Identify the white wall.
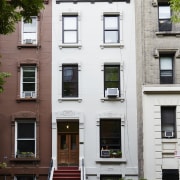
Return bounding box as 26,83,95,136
52,0,138,179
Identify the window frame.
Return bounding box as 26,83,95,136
62,64,79,97
15,120,36,158
20,66,37,99
158,3,172,31
159,54,174,84
103,15,120,44
104,65,120,97
21,16,38,45
100,119,121,158
161,106,176,138
62,15,78,44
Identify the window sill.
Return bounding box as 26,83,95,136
10,157,40,162
59,44,82,49
96,158,126,163
58,98,82,103
16,98,38,102
156,31,180,37
17,44,41,49
101,97,125,102
100,43,124,49
162,139,178,143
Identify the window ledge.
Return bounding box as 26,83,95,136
143,85,180,94
96,158,127,163
156,31,180,37
59,44,82,49
101,97,125,102
17,44,41,49
162,139,178,143
10,157,40,162
16,98,38,102
100,43,124,49
58,98,82,103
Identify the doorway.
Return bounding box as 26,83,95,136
57,121,79,166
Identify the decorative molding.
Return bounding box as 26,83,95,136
154,48,180,58
12,111,37,119
152,0,157,7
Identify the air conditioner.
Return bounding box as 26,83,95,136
23,91,36,98
164,131,174,138
106,88,119,97
25,39,33,44
101,150,110,157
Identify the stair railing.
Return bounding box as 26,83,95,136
80,157,86,180
47,158,54,180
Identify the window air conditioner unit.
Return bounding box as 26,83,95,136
106,88,119,97
164,131,174,138
101,150,110,158
23,91,36,98
25,39,33,44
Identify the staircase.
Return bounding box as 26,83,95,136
53,166,81,180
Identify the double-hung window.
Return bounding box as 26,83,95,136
100,119,121,158
22,16,38,44
104,65,120,97
104,15,119,43
160,55,173,84
161,106,176,138
20,66,37,98
16,120,36,157
62,64,78,97
62,15,78,44
158,4,172,31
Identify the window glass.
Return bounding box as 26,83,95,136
162,169,179,180
104,17,118,29
160,57,172,70
101,175,122,180
159,6,171,19
15,175,35,180
64,16,77,30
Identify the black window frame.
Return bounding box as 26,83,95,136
158,3,172,31
62,64,78,97
161,106,176,138
103,15,120,44
62,15,78,44
100,119,121,158
160,54,174,84
162,169,179,180
104,65,120,97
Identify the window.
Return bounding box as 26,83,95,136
161,106,176,138
104,65,120,97
20,66,37,98
15,175,35,180
158,4,172,31
100,119,121,158
16,121,36,157
104,15,119,43
162,169,179,180
100,175,122,180
22,16,38,44
160,55,173,84
62,64,78,97
62,15,78,44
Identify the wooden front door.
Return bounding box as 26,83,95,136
58,133,79,166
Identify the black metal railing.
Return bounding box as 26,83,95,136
47,159,54,180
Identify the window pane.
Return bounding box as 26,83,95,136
23,17,37,32
159,6,171,19
101,175,122,180
105,66,119,81
105,16,118,29
23,83,35,91
63,82,78,97
18,123,34,138
162,169,179,180
160,57,172,70
64,17,77,30
17,140,35,153
16,175,35,180
64,31,77,43
105,31,119,43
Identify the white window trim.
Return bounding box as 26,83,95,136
96,112,126,162
20,66,37,99
15,120,36,158
59,12,82,49
21,16,38,45
58,62,82,102
100,12,124,49
101,62,125,102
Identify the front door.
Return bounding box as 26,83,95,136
57,122,79,166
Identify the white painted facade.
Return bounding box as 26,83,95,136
52,0,138,179
143,87,180,180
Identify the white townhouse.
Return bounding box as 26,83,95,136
52,0,138,179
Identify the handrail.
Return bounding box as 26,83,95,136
80,157,86,180
47,158,54,180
